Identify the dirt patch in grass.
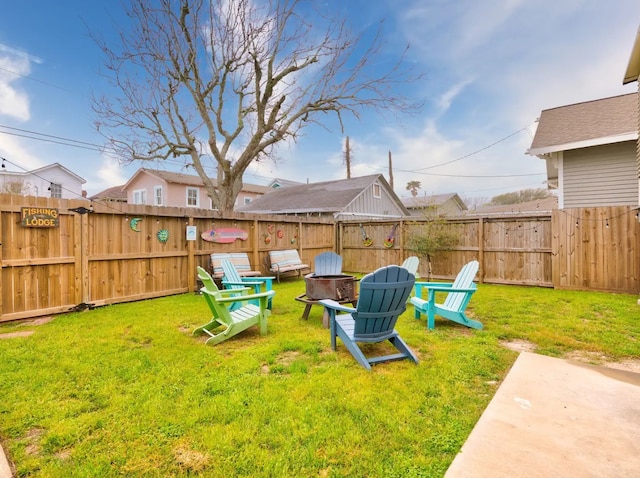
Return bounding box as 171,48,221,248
499,342,640,374
0,331,34,339
564,351,640,374
500,339,537,353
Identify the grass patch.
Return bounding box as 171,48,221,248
0,279,638,476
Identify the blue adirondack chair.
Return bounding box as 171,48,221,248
410,260,482,330
193,267,275,345
313,251,343,276
320,265,418,371
221,259,274,310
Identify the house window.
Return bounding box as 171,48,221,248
373,183,381,199
49,183,62,199
186,187,199,207
244,197,252,205
154,186,163,206
133,189,146,205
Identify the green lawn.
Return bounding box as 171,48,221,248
1,279,638,477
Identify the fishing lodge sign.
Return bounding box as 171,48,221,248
21,207,59,227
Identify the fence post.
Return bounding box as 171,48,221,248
477,217,484,283
187,215,195,292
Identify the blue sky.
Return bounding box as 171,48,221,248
1,0,640,202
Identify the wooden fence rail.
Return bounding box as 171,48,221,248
1,193,638,322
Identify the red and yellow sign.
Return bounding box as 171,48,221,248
21,207,59,227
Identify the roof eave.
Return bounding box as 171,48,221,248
623,26,640,85
527,132,638,156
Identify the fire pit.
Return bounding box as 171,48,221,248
296,273,358,326
304,273,357,301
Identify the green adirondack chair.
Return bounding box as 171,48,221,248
193,266,275,345
410,260,482,330
320,265,418,371
221,259,274,310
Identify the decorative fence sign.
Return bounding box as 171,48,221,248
21,207,59,227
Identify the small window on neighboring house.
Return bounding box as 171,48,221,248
154,186,163,206
186,187,199,207
49,183,62,199
373,183,381,199
133,189,146,205
244,197,252,205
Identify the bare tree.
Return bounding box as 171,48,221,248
92,0,421,211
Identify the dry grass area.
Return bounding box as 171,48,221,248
500,339,640,373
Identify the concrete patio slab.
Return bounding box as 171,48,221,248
445,351,640,477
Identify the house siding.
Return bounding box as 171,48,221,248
563,142,638,207
338,182,404,218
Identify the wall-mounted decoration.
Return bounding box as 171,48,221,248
157,229,170,243
267,224,275,235
186,225,197,241
21,207,59,228
359,224,373,247
130,217,142,232
263,234,271,245
276,229,284,239
383,224,398,249
201,228,249,243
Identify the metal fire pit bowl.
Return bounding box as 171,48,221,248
304,274,357,301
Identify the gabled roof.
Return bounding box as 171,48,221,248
123,168,271,194
267,178,303,189
470,196,558,215
29,162,86,183
527,93,638,156
89,185,127,202
238,174,409,216
401,193,467,211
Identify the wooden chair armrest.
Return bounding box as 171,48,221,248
319,299,356,314
214,290,276,304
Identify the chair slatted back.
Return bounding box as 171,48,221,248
314,252,342,276
401,256,419,276
443,261,479,311
352,266,415,340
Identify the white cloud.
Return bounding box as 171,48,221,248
0,55,31,121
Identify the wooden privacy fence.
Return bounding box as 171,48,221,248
0,194,334,322
1,192,638,323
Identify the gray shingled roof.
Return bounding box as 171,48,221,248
528,93,638,155
401,193,467,210
89,185,127,201
132,168,271,194
238,174,397,214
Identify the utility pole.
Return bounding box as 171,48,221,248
344,136,352,178
388,150,394,189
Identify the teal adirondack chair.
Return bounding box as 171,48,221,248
193,266,275,345
410,260,482,330
313,251,343,276
320,265,418,371
221,259,274,310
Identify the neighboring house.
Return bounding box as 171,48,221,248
527,93,639,208
122,168,271,208
623,25,640,195
237,174,410,219
267,178,303,189
401,193,467,217
469,196,558,215
0,162,86,199
89,185,127,203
